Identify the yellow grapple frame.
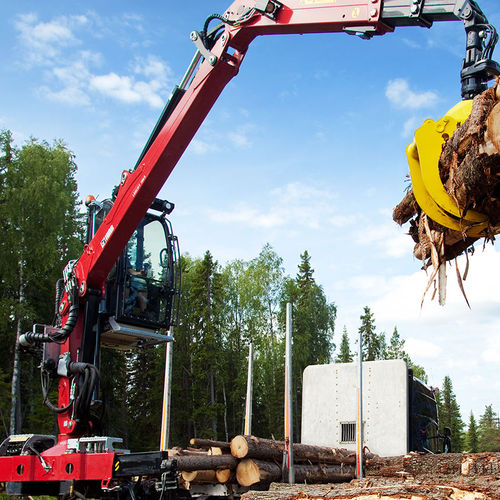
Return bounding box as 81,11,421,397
406,100,488,237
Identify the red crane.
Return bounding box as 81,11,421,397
0,0,498,498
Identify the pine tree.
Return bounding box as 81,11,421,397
384,326,428,382
188,251,224,439
466,412,479,452
284,251,336,441
336,326,353,363
387,327,406,359
296,250,314,291
478,405,500,452
437,376,465,452
358,306,385,361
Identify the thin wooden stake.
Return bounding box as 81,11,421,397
160,327,174,451
284,303,295,483
244,342,254,436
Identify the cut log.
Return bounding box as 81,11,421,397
236,458,282,487
231,435,284,461
208,446,223,456
366,451,500,480
231,435,359,464
181,469,217,484
215,468,233,483
189,438,231,450
236,459,356,487
294,463,355,483
293,443,359,465
175,454,238,472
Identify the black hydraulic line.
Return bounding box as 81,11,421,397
19,302,79,346
53,278,64,325
41,369,73,413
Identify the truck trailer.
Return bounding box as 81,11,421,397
301,359,439,457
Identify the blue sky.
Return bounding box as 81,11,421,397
2,0,500,426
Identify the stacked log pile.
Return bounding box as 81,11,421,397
172,438,500,497
242,452,500,499
171,435,359,491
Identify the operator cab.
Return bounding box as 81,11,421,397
85,196,180,349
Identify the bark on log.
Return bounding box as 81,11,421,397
181,469,217,484
366,452,500,480
393,81,500,272
231,435,284,461
231,435,358,464
175,454,238,472
293,463,355,483
236,458,282,487
236,459,356,487
189,438,231,450
241,478,500,499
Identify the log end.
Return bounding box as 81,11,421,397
181,470,197,483
236,459,260,487
182,470,217,484
231,435,249,458
215,469,232,483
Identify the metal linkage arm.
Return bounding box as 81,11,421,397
380,0,499,98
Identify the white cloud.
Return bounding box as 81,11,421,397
402,116,420,138
189,139,220,155
133,55,171,82
406,338,442,358
89,72,164,108
482,341,500,363
401,38,421,49
15,12,171,109
207,181,339,230
355,222,414,258
15,13,87,65
386,79,438,109
209,206,286,228
228,130,251,148
329,215,357,227
41,85,91,106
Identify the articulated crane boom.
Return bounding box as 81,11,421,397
0,0,498,498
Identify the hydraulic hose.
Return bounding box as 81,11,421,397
19,302,79,347
53,278,64,325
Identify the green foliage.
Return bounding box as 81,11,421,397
0,130,82,437
466,411,479,453
437,376,465,452
281,250,336,441
336,326,353,363
478,405,500,452
385,326,428,383
386,327,406,360
408,363,428,384
358,306,386,361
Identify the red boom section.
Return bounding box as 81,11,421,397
74,0,387,295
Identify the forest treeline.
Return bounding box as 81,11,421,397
1,131,499,454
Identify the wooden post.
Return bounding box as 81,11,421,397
160,327,174,451
244,341,254,436
284,302,294,483
356,329,363,479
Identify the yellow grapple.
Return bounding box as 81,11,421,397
406,100,489,237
